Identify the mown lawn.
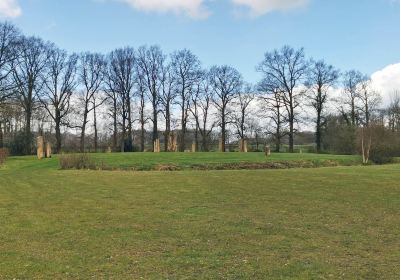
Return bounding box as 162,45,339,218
0,156,399,279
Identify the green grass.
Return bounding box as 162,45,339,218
58,152,361,170
0,155,399,278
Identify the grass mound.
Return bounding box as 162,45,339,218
56,152,362,171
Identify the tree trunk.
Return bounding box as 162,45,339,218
202,136,208,152
152,87,158,151
55,111,61,154
0,121,3,148
121,102,126,153
127,95,133,152
93,105,98,153
179,107,186,152
80,109,88,153
221,110,226,153
140,120,145,152
195,126,199,152
25,107,32,155
164,105,170,152
316,109,322,153
113,102,117,152
289,105,294,153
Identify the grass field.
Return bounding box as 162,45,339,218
1,155,399,279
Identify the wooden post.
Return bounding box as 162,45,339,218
45,142,52,158
37,136,44,160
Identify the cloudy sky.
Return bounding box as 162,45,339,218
1,0,399,102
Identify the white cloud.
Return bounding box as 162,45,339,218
232,0,310,16
118,0,210,19
371,63,400,106
0,0,22,18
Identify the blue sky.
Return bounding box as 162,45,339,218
1,0,400,84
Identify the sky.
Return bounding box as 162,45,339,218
1,0,400,102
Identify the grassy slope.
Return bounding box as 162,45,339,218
0,156,399,279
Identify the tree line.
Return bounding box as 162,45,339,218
0,22,399,156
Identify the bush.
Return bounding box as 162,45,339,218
369,147,395,164
358,125,400,165
6,132,33,156
59,153,96,170
0,148,9,165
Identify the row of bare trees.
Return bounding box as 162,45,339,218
257,46,386,153
0,22,397,155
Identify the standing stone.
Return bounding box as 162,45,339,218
168,133,177,152
37,136,44,160
218,138,223,152
191,142,196,153
154,138,160,153
107,146,112,153
239,139,248,153
45,142,52,158
243,139,248,153
264,145,271,157
172,135,177,152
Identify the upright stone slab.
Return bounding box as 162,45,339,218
154,138,160,153
239,139,248,153
107,146,112,153
37,136,44,160
191,142,196,153
243,139,248,153
168,133,177,152
172,136,177,152
264,145,271,157
45,142,52,158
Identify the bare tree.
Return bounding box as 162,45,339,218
306,60,339,152
105,48,135,152
103,74,119,151
171,49,202,151
39,45,78,153
77,52,106,152
358,77,381,127
159,63,176,151
257,46,308,153
340,70,364,127
136,45,165,151
387,92,400,132
191,73,216,151
0,22,19,103
134,63,150,152
12,36,49,154
233,83,255,143
258,87,288,152
209,65,243,152
190,79,203,151
0,22,20,148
